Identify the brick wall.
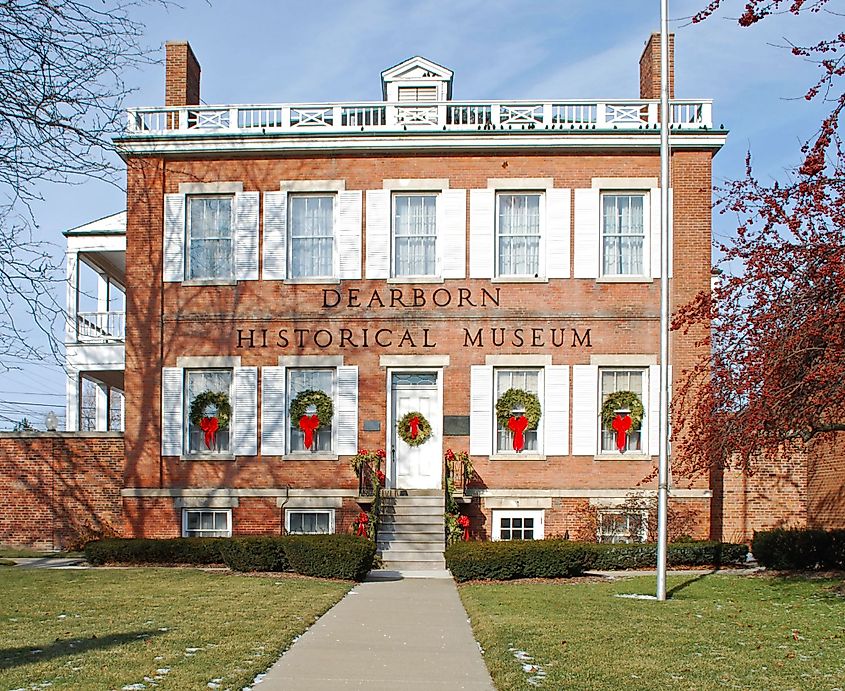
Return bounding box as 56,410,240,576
0,433,124,549
639,32,675,99
807,432,845,529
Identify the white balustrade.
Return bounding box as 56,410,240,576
126,99,714,135
76,311,125,342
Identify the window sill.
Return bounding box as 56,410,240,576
596,276,654,284
490,453,546,461
593,453,653,461
283,453,339,461
181,278,238,287
284,278,340,285
490,276,548,284
180,454,236,461
386,277,444,284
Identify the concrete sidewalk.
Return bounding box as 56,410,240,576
259,572,495,691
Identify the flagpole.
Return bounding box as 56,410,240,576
656,0,671,601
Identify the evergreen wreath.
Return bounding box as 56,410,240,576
600,390,645,430
289,389,334,429
397,411,432,446
189,390,232,429
495,388,542,429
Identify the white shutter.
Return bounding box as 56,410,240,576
648,364,661,456
262,191,287,280
571,365,598,456
543,365,569,456
232,367,258,456
261,366,286,456
336,366,358,455
365,190,391,278
649,188,674,279
336,190,362,279
469,189,495,278
469,365,493,456
546,188,570,279
163,194,185,282
440,189,466,278
161,367,184,456
235,192,259,281
573,189,600,278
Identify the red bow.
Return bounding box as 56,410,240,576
298,414,320,449
457,514,470,541
356,511,369,537
409,415,420,439
507,415,530,452
612,413,633,452
200,416,218,449
376,470,385,486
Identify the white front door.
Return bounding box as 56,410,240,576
391,371,441,490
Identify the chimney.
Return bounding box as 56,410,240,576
639,32,674,99
165,41,201,106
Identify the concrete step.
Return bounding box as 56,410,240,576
381,495,444,507
380,489,442,498
380,513,444,524
378,539,445,553
379,524,444,536
381,558,447,570
379,549,445,562
381,504,443,517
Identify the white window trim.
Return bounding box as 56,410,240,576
185,194,236,282
598,190,650,279
596,508,648,544
391,191,440,279
183,368,235,460
491,367,545,460
494,190,546,280
492,509,545,540
182,508,232,538
285,508,336,535
596,366,649,458
286,192,338,281
284,367,338,458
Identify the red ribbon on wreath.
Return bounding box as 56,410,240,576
298,414,320,449
376,470,385,486
612,413,633,453
408,415,420,440
200,416,219,449
356,511,369,537
457,514,470,541
507,415,529,452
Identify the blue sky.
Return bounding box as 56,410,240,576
0,0,834,428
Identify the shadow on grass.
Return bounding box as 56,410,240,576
0,630,163,671
666,569,717,599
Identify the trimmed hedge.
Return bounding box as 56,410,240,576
284,535,376,581
84,535,376,581
752,529,845,570
446,540,749,581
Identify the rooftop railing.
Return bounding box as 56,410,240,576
126,99,713,135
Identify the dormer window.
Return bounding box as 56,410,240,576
398,86,438,102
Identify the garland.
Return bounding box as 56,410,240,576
189,390,231,429
600,391,645,431
495,388,542,429
397,411,432,446
289,389,333,429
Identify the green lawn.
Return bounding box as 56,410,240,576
0,568,350,690
460,574,845,691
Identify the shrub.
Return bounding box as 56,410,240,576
84,538,226,566
446,540,592,582
586,541,748,570
219,537,289,572
752,528,845,570
283,535,376,581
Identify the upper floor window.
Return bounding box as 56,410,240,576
601,193,645,276
600,368,645,454
287,368,335,453
187,196,234,280
185,368,233,456
289,194,334,279
393,193,437,277
497,193,542,277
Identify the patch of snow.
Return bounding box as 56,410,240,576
155,669,170,675
122,684,146,690
509,647,547,687
615,593,658,600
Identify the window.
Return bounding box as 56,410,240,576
493,510,544,540
495,369,541,454
601,193,645,276
600,369,645,454
185,369,233,455
597,509,647,544
182,509,232,538
187,196,234,279
397,86,437,102
393,193,437,277
289,194,334,278
286,509,334,535
287,369,334,453
497,193,542,277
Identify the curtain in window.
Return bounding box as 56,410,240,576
288,369,333,452
602,194,644,275
186,370,232,453
496,369,540,452
394,195,436,276
290,195,334,278
188,197,233,279
600,369,644,452
498,194,540,276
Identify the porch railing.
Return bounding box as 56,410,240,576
76,311,125,342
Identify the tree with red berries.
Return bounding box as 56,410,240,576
673,0,845,474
